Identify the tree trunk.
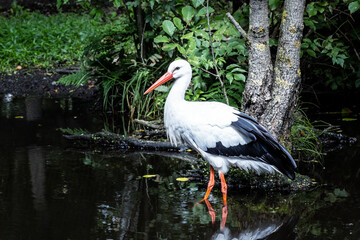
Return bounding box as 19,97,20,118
261,0,305,143
241,0,273,122
239,0,305,143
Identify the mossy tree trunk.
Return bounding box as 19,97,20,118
239,0,305,144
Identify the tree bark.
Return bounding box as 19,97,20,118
237,0,305,143
241,0,273,121
261,0,305,142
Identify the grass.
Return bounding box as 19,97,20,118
0,5,107,73
291,108,323,161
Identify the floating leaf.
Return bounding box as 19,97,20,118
143,174,157,178
342,118,357,121
14,116,24,119
162,20,176,36
176,177,189,182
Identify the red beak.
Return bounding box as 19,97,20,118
144,72,173,95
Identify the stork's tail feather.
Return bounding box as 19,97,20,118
232,113,297,180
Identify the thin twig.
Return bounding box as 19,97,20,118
200,68,218,77
226,12,249,45
206,0,229,105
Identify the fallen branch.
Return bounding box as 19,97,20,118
63,131,187,152
134,119,164,129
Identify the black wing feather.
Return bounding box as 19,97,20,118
206,112,297,180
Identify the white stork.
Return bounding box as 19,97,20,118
144,59,297,205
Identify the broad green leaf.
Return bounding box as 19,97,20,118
194,29,209,39
113,0,121,8
304,19,316,30
162,20,176,36
226,73,234,84
306,49,316,57
202,40,209,48
176,44,186,54
162,43,177,51
234,73,246,82
349,1,360,14
191,0,204,8
154,35,169,43
181,32,194,40
306,2,317,17
187,38,196,52
149,0,155,9
269,0,281,10
182,6,195,23
213,25,227,41
196,6,214,17
188,55,200,67
173,17,184,30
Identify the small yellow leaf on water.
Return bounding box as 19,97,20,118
176,177,189,182
14,116,24,119
143,174,157,178
342,118,357,121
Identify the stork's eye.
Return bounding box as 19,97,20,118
173,66,180,72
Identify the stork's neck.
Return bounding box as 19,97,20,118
166,74,191,104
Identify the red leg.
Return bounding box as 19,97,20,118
199,166,215,202
221,204,228,229
219,171,227,206
204,199,216,225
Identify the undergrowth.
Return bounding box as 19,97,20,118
0,3,106,73
291,109,323,161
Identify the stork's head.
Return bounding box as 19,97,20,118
144,59,192,94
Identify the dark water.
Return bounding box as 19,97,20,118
0,94,359,240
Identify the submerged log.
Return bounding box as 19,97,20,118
63,131,187,152
63,131,314,191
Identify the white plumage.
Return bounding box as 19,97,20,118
144,59,297,203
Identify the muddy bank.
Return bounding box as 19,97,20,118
0,68,98,99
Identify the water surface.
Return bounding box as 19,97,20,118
0,94,359,239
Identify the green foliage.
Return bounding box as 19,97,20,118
301,0,360,90
291,109,323,161
152,2,248,106
0,3,105,73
